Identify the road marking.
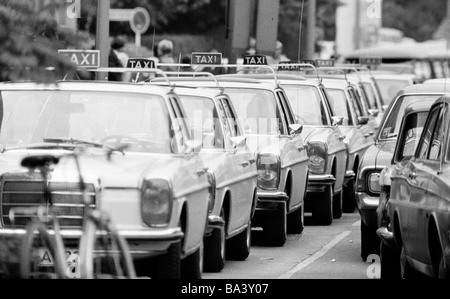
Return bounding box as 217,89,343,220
352,220,361,227
278,230,352,279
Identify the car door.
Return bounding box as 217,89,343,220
218,96,256,232
276,90,308,212
404,105,443,261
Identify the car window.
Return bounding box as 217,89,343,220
348,88,364,119
417,107,440,159
0,90,174,153
220,97,239,137
428,108,445,161
179,95,224,149
396,112,428,161
326,88,353,126
277,91,295,126
282,85,327,126
362,82,377,109
224,88,281,135
379,95,439,140
375,79,412,106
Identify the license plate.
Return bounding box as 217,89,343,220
38,248,81,279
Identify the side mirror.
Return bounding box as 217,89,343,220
289,124,303,136
358,116,369,125
230,136,247,149
331,116,344,127
185,139,203,154
368,109,379,117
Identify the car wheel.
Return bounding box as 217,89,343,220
312,185,333,225
332,188,343,219
203,210,226,273
287,205,304,234
380,242,400,279
263,201,287,247
343,179,356,213
226,219,251,261
136,241,181,279
360,220,380,261
181,243,203,279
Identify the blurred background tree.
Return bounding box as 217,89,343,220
0,1,84,83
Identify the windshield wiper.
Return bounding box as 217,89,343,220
1,143,78,153
43,138,126,155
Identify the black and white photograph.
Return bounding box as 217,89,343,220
0,0,449,290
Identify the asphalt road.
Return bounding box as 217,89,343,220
203,211,379,280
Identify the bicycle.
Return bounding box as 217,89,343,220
12,150,136,279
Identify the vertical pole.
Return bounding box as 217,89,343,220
96,0,110,80
305,0,316,59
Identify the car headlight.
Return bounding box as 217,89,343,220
257,154,281,190
368,172,381,195
307,142,328,174
206,172,216,213
140,179,172,228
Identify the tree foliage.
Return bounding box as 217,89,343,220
0,1,81,83
382,0,447,42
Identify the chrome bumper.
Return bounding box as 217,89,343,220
356,192,379,210
344,170,356,182
0,227,184,258
376,226,396,249
307,174,336,192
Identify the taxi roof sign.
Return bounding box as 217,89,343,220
243,55,268,66
359,57,382,66
127,58,157,69
315,59,335,67
191,52,223,65
278,61,316,71
58,50,100,68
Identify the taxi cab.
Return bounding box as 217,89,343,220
380,96,450,279
356,83,447,261
239,71,349,224
152,57,309,247
320,77,375,213
375,99,435,278
0,80,211,279
168,85,258,272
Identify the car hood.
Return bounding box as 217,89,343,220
301,126,335,143
245,134,284,155
363,140,397,169
0,149,193,189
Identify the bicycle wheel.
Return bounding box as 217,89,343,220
79,211,136,279
20,221,67,279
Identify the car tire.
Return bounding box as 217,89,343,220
203,209,226,273
333,188,343,219
343,179,356,213
312,185,333,225
137,241,181,279
287,205,304,234
360,220,380,261
263,202,287,247
380,242,401,279
181,244,203,279
226,220,251,261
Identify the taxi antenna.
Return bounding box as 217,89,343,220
297,0,306,61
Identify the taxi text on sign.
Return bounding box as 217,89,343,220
191,52,223,65
127,58,156,69
243,55,268,65
58,50,100,68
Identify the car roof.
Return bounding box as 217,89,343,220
403,98,440,114
167,85,224,99
319,78,350,89
151,76,279,92
397,83,450,96
0,80,174,95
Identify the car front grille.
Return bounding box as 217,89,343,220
1,180,96,228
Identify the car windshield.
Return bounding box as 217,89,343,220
0,90,174,154
179,95,225,149
378,95,439,140
224,88,280,135
282,85,327,126
376,78,412,105
326,89,353,126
